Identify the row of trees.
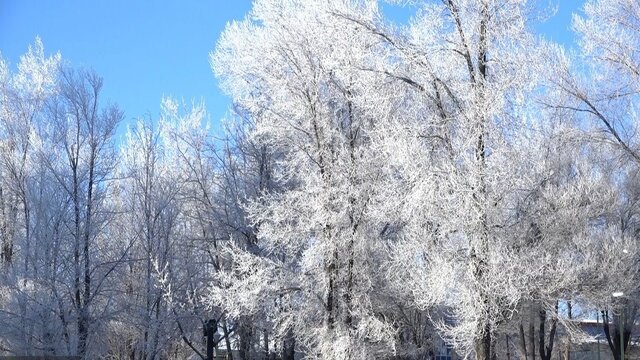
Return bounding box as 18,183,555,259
0,40,230,358
0,0,638,359
211,0,640,359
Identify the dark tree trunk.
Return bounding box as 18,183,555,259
602,310,631,360
238,320,253,360
520,322,528,360
205,319,216,360
529,308,536,360
475,322,492,360
538,302,558,360
281,330,295,360
222,320,234,360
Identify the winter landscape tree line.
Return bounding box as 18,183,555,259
1,0,639,359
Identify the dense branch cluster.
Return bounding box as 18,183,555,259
1,0,640,359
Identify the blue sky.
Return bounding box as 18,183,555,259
1,0,583,135
1,0,252,132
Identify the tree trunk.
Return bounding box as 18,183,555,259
205,319,216,360
602,310,631,360
520,322,528,360
81,148,95,358
281,330,295,360
238,320,253,360
263,329,270,360
564,301,572,360
73,154,88,358
475,322,492,360
529,306,536,360
222,319,233,360
539,302,558,360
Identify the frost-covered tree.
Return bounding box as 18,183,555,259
0,40,128,359
212,1,404,358
0,38,60,268
374,1,562,359
546,0,640,358
117,98,233,360
0,38,62,354
154,98,228,360
119,115,184,359
210,1,619,359
210,111,282,360
43,66,124,358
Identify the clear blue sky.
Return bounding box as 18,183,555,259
0,0,583,135
0,0,253,133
